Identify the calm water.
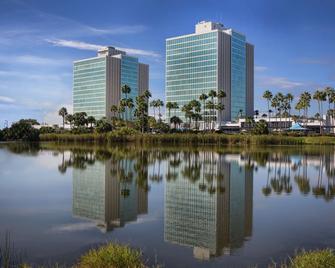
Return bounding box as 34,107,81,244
1,143,335,267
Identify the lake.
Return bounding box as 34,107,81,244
1,143,335,267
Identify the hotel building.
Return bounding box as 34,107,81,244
166,21,254,125
73,47,149,120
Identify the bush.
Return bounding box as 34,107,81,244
39,126,55,134
113,127,138,136
5,121,39,141
95,119,113,133
253,120,269,135
71,127,92,134
75,243,145,268
0,129,4,141
289,249,335,268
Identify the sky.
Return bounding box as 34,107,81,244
0,0,335,126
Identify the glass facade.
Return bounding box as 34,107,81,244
166,32,218,123
231,31,246,120
73,57,106,119
120,55,139,120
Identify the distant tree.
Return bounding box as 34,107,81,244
263,90,273,124
58,107,68,128
156,99,164,122
87,116,96,128
111,105,118,119
199,93,208,130
166,102,174,121
73,112,87,127
6,120,39,141
208,90,217,130
253,119,269,135
170,116,182,129
313,89,327,134
65,114,74,128
95,118,112,133
150,100,157,119
134,94,149,133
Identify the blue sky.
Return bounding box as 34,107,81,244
0,0,334,126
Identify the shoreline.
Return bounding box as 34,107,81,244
39,132,335,145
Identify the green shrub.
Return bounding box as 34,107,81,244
75,243,145,268
71,127,92,134
95,119,113,133
5,121,39,141
39,126,55,134
289,249,335,268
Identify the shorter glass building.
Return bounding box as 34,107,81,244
166,21,254,126
73,47,149,120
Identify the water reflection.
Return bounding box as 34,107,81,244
3,143,335,264
259,152,335,200
58,149,149,232
164,152,253,260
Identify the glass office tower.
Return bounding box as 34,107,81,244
73,47,149,120
166,21,254,126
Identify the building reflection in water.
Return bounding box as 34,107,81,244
72,158,148,232
164,152,253,260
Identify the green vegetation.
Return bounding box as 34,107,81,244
39,131,335,145
270,249,335,268
75,243,146,268
0,119,39,141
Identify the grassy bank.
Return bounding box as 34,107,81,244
39,132,335,145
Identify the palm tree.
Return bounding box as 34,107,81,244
172,102,179,117
150,100,157,119
313,89,327,134
199,93,208,130
170,115,182,129
121,84,131,99
274,92,284,131
216,103,224,121
206,100,215,130
286,93,294,126
325,86,335,112
65,114,73,129
208,90,217,130
217,90,226,124
166,102,174,122
58,107,68,128
300,92,311,126
142,89,152,100
87,116,96,128
127,98,134,120
263,90,273,126
182,104,192,129
119,99,127,120
111,105,118,119
156,99,164,122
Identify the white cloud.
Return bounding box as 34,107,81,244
256,75,304,89
0,54,70,66
255,65,268,72
86,25,147,35
46,39,161,58
46,39,104,51
0,96,15,104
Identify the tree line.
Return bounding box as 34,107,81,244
262,86,335,132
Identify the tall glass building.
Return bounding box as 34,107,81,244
166,21,254,125
73,47,149,120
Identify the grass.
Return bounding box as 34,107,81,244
75,243,146,268
268,249,335,268
39,131,335,145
